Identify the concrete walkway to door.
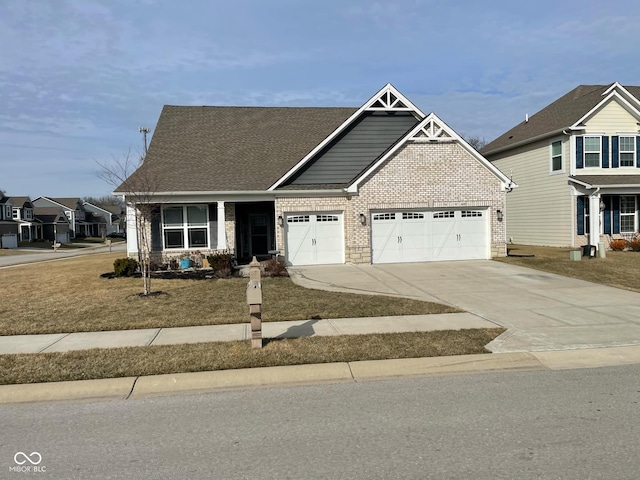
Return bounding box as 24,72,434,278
289,261,640,353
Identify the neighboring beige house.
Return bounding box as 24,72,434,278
117,84,515,266
482,82,640,250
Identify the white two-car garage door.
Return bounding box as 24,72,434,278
371,209,489,263
285,213,344,265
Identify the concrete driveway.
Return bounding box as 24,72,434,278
290,261,640,353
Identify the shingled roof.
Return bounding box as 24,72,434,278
482,84,640,156
118,106,357,193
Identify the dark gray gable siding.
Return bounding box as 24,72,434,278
286,112,419,185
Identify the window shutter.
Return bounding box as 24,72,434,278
603,196,612,234
613,196,620,234
577,196,585,235
151,208,162,251
637,136,640,168
576,137,584,169
602,136,609,168
612,136,619,168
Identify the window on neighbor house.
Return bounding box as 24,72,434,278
584,136,601,168
5,206,11,219
162,205,209,249
619,136,636,167
551,141,563,172
25,209,33,220
12,209,18,219
620,196,636,233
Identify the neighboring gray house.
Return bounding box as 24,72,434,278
482,82,640,250
82,202,123,235
118,83,515,265
33,207,71,244
0,195,18,248
33,197,107,238
9,196,41,242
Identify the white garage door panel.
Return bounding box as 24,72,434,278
400,212,428,262
372,209,489,264
371,213,400,263
285,213,343,265
286,215,314,266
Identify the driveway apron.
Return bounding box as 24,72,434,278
289,261,640,353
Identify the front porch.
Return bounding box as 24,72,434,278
139,200,276,263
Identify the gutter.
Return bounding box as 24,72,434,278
483,126,583,157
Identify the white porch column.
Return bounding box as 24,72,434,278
588,194,600,247
217,201,227,250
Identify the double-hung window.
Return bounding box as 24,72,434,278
551,141,563,172
584,136,601,168
162,205,209,249
619,136,635,167
620,196,636,233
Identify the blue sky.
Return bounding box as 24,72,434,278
2,0,640,198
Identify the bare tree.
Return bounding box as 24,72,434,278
463,135,488,151
97,150,159,296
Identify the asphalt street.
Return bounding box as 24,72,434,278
3,364,640,480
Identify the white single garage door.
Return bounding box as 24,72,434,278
285,213,344,265
371,209,489,263
1,234,18,249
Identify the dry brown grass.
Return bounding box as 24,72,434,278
0,253,460,335
496,244,640,292
0,249,32,256
0,328,504,385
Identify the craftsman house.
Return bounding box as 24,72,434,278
482,82,640,250
118,84,515,265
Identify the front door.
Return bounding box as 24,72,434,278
249,214,270,257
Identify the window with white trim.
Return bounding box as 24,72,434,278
12,209,18,219
5,206,11,219
620,196,636,233
551,140,563,172
584,136,601,168
619,136,635,167
162,205,209,249
433,211,454,219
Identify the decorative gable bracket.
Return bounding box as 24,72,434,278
409,118,454,143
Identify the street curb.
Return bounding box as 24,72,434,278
3,346,640,404
0,377,136,404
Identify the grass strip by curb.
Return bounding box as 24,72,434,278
0,329,504,385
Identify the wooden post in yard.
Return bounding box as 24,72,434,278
246,256,263,348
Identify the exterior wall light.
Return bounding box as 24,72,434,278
277,215,284,227
359,213,366,225
497,209,504,222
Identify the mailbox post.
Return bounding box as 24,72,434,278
246,256,263,348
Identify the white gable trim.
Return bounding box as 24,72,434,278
573,90,640,128
346,113,515,193
268,83,425,191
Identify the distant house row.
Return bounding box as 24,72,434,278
0,196,124,248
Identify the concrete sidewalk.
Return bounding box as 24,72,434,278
0,313,493,354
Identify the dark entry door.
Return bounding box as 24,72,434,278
249,214,270,257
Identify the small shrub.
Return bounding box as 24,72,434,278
628,239,640,252
168,259,179,271
609,239,627,251
113,258,139,277
263,258,288,277
207,252,234,272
